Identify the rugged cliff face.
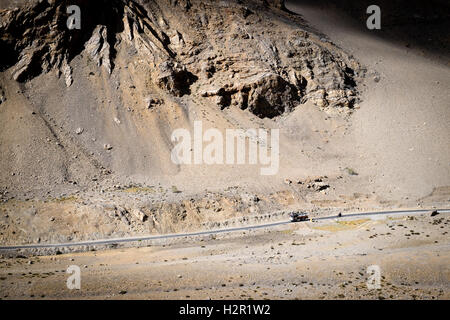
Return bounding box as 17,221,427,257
0,0,361,116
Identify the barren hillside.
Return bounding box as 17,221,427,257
0,0,448,246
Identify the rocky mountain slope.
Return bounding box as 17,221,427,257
0,0,448,249
0,0,362,195
1,0,360,111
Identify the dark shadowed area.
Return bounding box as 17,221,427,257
287,0,450,62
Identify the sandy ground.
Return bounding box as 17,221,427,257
0,211,448,300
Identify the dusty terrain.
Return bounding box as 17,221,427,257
0,210,449,299
0,0,449,300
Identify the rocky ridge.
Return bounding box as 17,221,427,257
0,0,363,118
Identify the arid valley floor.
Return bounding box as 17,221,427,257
1,208,449,300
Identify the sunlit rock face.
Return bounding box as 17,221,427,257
0,0,362,118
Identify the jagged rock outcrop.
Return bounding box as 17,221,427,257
84,25,112,75
0,0,362,118
201,72,299,117
0,0,122,82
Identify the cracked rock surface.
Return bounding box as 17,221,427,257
0,0,362,117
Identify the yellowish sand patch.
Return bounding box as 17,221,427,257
313,219,370,232
123,187,156,193
281,229,294,235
